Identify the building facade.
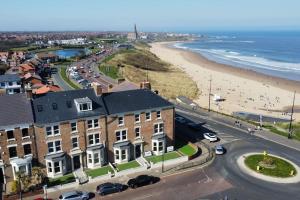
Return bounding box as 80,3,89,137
0,74,22,94
0,93,36,183
0,85,174,181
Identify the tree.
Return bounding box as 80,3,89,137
31,167,45,186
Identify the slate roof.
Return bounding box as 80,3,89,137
0,74,21,83
32,89,107,124
102,89,173,115
0,93,34,128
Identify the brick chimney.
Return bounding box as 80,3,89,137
140,81,151,90
92,82,102,96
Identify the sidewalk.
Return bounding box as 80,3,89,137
25,145,213,200
175,103,300,152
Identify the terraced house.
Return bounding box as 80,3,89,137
0,93,36,183
0,84,174,181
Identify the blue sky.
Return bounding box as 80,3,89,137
1,0,300,31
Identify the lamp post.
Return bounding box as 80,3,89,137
288,91,296,139
17,173,22,200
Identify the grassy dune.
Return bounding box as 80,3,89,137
99,46,198,100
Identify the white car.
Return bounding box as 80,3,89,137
203,132,218,142
59,191,89,200
215,145,225,155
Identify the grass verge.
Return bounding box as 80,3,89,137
99,65,121,79
117,161,140,171
179,144,197,156
146,151,181,164
60,67,81,89
48,173,75,187
244,154,296,177
86,166,114,178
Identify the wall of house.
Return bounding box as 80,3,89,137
106,107,175,163
0,125,36,182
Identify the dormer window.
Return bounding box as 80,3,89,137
74,97,92,112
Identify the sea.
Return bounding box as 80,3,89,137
174,31,300,82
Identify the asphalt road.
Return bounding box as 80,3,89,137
52,66,73,91
88,109,300,200
32,108,300,200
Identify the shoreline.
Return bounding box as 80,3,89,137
150,42,300,121
167,41,300,93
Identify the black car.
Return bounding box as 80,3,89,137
96,182,125,196
127,175,160,189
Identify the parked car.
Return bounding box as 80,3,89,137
175,116,186,124
215,145,225,155
96,182,126,196
187,122,203,130
203,132,218,142
127,175,160,189
58,191,89,200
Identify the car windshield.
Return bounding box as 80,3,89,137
216,146,223,150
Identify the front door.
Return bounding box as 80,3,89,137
135,144,141,158
73,155,81,170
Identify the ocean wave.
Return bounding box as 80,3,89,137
197,48,300,72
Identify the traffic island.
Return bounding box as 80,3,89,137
237,152,300,183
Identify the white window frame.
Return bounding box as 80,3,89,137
156,110,161,119
70,122,77,133
115,129,127,142
118,116,124,126
23,143,32,156
145,112,151,121
21,128,30,139
71,136,79,149
154,123,164,134
87,119,99,129
114,148,128,163
87,133,100,146
135,126,141,138
8,146,18,159
47,140,62,154
79,102,92,112
45,125,60,137
134,114,140,123
152,140,165,155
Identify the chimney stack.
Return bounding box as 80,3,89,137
140,81,151,90
92,82,102,96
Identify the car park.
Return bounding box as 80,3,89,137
96,182,126,196
203,132,218,142
127,175,160,189
215,145,225,155
58,191,89,200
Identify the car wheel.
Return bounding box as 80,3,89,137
150,181,153,184
133,184,137,189
83,197,88,200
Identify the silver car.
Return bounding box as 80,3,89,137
58,191,89,200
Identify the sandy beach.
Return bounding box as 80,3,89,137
150,42,300,121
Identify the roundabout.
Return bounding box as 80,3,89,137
237,152,300,183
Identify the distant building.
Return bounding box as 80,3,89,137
0,74,22,94
35,52,59,63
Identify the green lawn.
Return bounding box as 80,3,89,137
48,173,75,187
86,166,114,178
99,65,121,79
60,67,81,89
264,123,300,142
116,161,140,171
179,144,197,156
146,151,181,164
244,154,297,177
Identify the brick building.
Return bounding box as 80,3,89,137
0,85,174,181
0,93,36,183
